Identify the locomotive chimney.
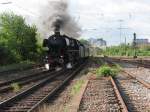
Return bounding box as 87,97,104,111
54,25,60,35
54,19,61,36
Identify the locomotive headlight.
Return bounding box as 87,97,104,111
45,64,49,70
59,59,64,63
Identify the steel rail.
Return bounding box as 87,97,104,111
121,70,150,89
105,58,150,89
0,61,86,112
0,70,49,87
0,70,65,108
0,70,55,93
109,76,129,112
28,62,86,112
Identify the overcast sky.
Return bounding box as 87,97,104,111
1,0,150,45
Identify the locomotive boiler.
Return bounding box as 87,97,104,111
43,29,89,70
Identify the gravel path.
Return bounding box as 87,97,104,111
116,73,150,112
79,78,121,112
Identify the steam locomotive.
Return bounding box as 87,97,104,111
43,30,90,70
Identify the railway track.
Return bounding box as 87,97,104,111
103,58,150,111
0,71,52,93
0,70,49,88
79,77,128,112
107,57,150,68
115,72,150,112
104,58,150,89
0,64,43,75
79,72,150,112
0,61,86,112
0,70,59,102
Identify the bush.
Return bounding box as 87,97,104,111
11,83,21,92
96,65,118,77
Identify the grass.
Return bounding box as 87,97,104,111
11,83,21,92
71,80,84,96
63,105,69,112
96,64,121,78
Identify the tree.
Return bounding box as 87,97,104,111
0,12,38,65
79,39,90,45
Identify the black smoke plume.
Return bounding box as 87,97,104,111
39,0,81,38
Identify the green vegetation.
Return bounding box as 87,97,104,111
11,83,21,92
64,106,69,112
79,39,90,45
71,80,84,96
102,44,150,56
0,12,43,66
96,64,120,77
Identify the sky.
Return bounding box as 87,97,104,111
0,0,150,45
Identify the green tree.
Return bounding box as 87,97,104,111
0,12,38,65
79,39,90,45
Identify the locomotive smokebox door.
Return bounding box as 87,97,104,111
43,39,48,47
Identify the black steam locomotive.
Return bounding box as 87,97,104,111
43,30,89,70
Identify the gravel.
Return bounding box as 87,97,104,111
112,60,150,84
124,67,150,84
116,73,150,112
79,78,121,112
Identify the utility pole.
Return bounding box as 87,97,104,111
117,19,129,45
125,36,126,45
118,19,123,44
133,32,137,58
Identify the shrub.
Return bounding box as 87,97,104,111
11,83,21,92
96,65,118,78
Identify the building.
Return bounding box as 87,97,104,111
134,39,149,46
88,38,107,49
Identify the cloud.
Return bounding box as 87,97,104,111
69,0,150,45
1,0,150,45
